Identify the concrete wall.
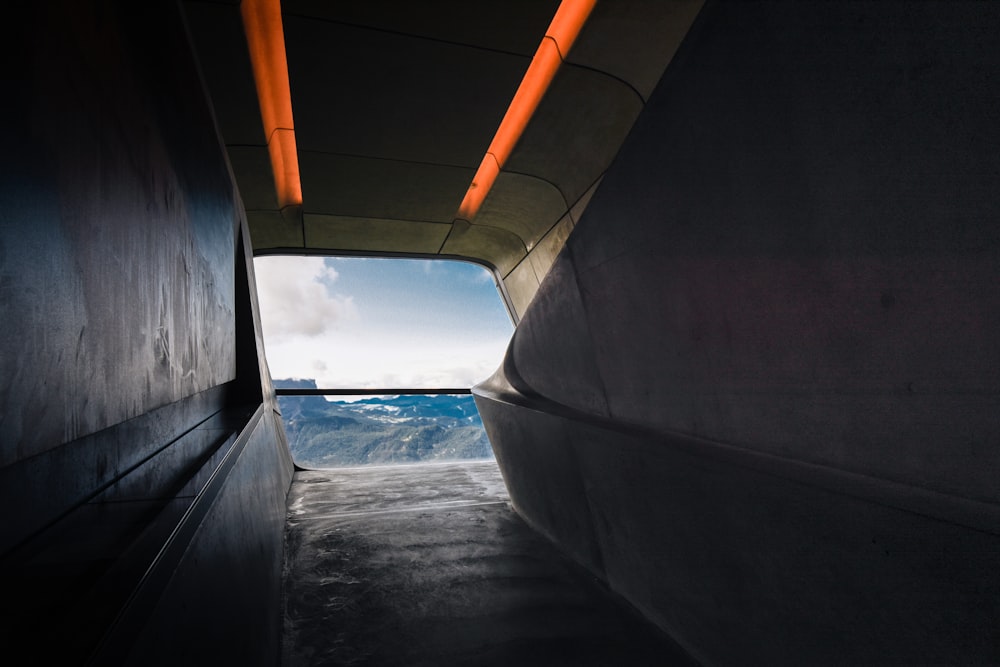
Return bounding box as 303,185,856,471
476,1,1000,663
123,409,292,666
0,3,238,464
502,181,596,320
0,1,293,663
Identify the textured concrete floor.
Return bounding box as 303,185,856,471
280,460,695,666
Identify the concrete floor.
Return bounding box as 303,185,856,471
280,460,695,666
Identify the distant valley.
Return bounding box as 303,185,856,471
274,379,494,468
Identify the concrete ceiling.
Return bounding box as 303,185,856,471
183,0,704,282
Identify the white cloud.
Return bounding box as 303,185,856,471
306,336,509,389
258,328,508,390
252,256,513,390
254,257,357,341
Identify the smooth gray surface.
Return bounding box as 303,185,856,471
0,383,228,556
563,0,1000,502
0,3,294,664
476,389,1000,665
281,461,694,666
126,411,293,666
0,2,237,464
475,1,1000,663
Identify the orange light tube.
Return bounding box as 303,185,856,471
486,37,562,170
457,154,502,226
456,0,597,221
546,0,597,57
241,0,302,208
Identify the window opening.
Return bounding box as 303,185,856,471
253,255,514,468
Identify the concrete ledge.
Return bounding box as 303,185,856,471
0,383,232,556
474,376,1000,664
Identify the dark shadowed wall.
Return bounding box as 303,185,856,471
476,1,1000,663
0,2,237,464
0,1,293,663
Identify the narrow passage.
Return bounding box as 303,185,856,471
280,460,695,666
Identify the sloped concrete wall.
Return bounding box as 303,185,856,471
476,1,1000,663
123,410,292,666
0,1,293,663
0,2,238,464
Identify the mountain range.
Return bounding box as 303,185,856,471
273,379,494,468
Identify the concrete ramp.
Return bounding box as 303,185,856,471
281,460,694,666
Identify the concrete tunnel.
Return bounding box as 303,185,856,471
1,0,999,664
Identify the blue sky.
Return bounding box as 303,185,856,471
253,256,514,389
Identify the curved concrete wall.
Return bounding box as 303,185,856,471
0,2,293,663
476,1,1000,663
